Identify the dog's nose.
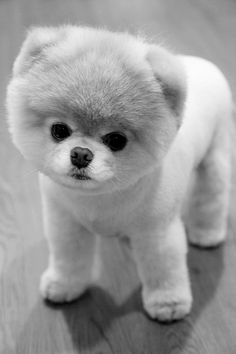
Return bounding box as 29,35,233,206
70,147,94,169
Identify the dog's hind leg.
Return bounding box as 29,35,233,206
186,118,231,248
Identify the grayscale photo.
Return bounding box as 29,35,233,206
1,0,236,353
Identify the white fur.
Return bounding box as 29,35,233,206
40,56,231,320
7,27,232,322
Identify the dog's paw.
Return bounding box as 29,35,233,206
40,268,88,303
142,288,192,322
188,227,226,248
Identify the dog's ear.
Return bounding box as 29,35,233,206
13,27,59,76
146,45,186,123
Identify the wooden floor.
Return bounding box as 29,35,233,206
1,0,236,353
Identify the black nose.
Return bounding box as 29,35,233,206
70,147,94,169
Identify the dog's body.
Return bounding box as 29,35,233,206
7,26,232,322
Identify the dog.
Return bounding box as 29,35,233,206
6,26,232,322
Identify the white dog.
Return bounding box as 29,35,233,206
6,26,232,322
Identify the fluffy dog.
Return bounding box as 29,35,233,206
6,26,232,322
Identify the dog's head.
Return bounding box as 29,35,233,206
7,26,186,193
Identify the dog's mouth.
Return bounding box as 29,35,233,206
70,173,91,181
69,166,92,181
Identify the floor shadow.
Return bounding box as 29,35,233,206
188,243,224,318
48,285,142,351
159,243,225,352
6,239,224,353
48,243,224,352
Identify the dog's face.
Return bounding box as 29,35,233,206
7,26,186,193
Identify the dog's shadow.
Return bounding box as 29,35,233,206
49,243,224,352
11,239,224,353
50,285,143,350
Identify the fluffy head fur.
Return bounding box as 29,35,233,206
7,26,186,193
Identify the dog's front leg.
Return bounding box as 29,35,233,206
131,216,192,322
40,188,96,303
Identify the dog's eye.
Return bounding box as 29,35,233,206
102,132,127,151
51,123,72,142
